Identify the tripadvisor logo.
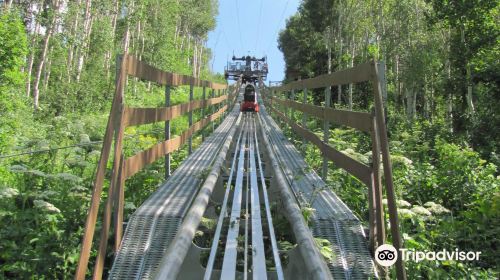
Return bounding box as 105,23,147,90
374,244,481,267
375,244,398,266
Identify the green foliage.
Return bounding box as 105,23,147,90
279,0,499,276
0,9,30,156
0,0,223,278
314,238,334,262
0,10,27,87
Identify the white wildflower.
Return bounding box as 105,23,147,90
397,200,412,208
411,206,432,216
392,155,413,166
0,187,19,199
398,209,415,219
424,201,450,215
34,200,61,213
124,202,136,210
80,134,91,144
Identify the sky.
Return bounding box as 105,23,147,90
207,0,301,83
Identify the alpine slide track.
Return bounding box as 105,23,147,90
74,54,407,280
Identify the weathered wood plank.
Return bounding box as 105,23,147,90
126,55,227,89
271,61,374,91
123,95,227,127
123,105,228,178
270,97,373,132
270,107,372,185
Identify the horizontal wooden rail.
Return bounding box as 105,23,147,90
269,106,372,185
271,61,373,92
123,95,227,127
126,55,227,89
123,105,228,178
270,96,373,132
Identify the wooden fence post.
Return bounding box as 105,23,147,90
322,86,331,180
188,82,194,154
201,86,206,141
75,54,127,280
93,54,128,279
290,89,295,124
113,155,125,253
372,62,406,280
165,85,171,179
302,84,307,147
211,88,215,132
371,110,385,249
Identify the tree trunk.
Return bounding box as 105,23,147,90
348,37,354,110
446,51,453,132
466,63,474,113
26,21,40,97
429,79,435,121
395,54,401,110
423,77,429,119
105,0,119,80
337,37,343,104
192,41,198,77
336,11,342,105
43,46,53,91
3,0,12,10
75,0,92,83
66,0,82,83
174,20,180,49
33,1,58,110
405,85,416,121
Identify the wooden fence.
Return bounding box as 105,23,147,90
261,61,406,280
75,54,240,280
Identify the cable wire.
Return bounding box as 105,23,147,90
0,134,140,160
211,30,222,71
254,0,263,50
265,0,290,54
0,141,104,159
235,0,244,50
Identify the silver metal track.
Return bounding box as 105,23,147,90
205,113,284,280
248,117,267,279
220,115,248,278
253,115,284,280
204,114,244,280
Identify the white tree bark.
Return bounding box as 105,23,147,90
66,0,82,83
43,46,53,91
75,0,92,82
405,85,416,121
466,64,475,113
26,20,40,97
348,36,355,110
33,0,59,110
